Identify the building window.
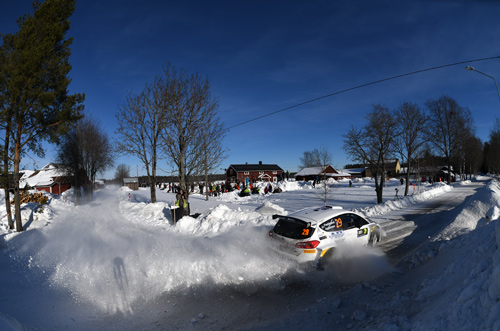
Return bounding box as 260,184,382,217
273,171,277,174
244,171,249,175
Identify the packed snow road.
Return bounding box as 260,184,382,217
374,181,485,265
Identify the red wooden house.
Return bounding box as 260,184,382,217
20,163,73,195
226,162,284,183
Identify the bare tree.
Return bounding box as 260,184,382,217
115,80,166,203
79,118,114,193
57,117,114,202
56,125,85,202
426,95,471,184
160,64,222,195
199,116,227,201
393,101,430,195
343,105,397,204
487,119,500,174
114,164,131,184
318,147,333,206
299,149,322,169
452,108,476,180
463,134,483,179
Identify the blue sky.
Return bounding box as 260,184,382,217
2,0,500,178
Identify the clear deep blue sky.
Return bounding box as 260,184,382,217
2,0,500,178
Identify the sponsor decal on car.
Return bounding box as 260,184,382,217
330,231,344,239
357,228,368,237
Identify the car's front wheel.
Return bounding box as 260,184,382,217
369,231,380,247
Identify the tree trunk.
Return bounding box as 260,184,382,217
447,156,452,184
404,170,411,196
3,122,13,229
178,144,187,195
204,132,209,201
147,160,157,203
149,183,156,203
205,173,209,201
149,172,156,204
13,133,23,232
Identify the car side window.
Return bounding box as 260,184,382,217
352,214,369,227
341,214,357,230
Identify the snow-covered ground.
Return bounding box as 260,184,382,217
0,177,499,330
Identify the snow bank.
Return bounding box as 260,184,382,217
433,181,500,240
393,180,500,330
255,201,286,215
173,204,275,237
256,179,313,192
359,183,453,217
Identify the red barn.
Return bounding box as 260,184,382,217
226,162,284,183
34,176,73,195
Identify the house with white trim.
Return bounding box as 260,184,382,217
20,163,73,195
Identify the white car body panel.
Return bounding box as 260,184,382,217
269,206,381,265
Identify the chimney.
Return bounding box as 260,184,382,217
259,161,262,165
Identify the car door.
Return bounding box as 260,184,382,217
350,213,371,245
338,213,359,243
319,217,345,246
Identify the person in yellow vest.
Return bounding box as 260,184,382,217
175,189,189,217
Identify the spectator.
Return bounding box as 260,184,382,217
175,189,189,217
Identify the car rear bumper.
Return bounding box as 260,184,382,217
269,237,320,263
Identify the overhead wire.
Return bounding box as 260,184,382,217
225,55,500,130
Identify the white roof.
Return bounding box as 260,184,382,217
344,168,366,174
295,167,324,177
333,171,351,177
20,163,66,189
295,166,351,178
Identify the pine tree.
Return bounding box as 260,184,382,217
0,0,84,231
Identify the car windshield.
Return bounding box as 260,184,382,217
273,217,315,239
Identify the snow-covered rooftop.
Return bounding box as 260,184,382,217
19,163,66,188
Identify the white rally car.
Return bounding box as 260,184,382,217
268,206,381,268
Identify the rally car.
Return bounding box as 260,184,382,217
268,206,381,268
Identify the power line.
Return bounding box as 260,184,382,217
226,55,500,130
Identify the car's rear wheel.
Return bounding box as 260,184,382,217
316,248,335,270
